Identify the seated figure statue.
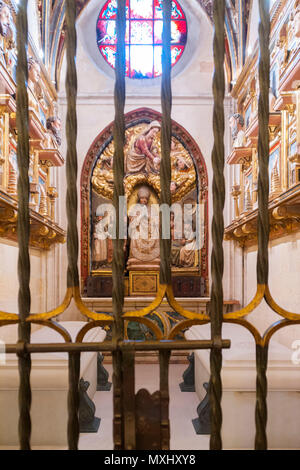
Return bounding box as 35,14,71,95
127,185,160,270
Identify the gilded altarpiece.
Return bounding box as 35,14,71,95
81,108,208,298
225,0,300,246
0,0,65,249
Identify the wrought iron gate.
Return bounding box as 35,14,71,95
1,0,299,450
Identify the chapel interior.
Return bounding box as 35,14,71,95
0,0,300,450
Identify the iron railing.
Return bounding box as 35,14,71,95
1,0,299,451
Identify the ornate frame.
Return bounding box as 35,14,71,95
80,107,209,294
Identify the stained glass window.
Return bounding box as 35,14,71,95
97,0,187,79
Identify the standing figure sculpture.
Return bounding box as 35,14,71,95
0,1,10,38
127,186,160,270
0,1,13,72
46,116,62,147
229,113,246,148
126,121,161,176
92,211,113,269
294,1,300,38
171,211,184,266
28,57,42,98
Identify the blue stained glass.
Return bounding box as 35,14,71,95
153,45,162,76
154,0,184,19
97,20,130,45
171,1,184,19
131,0,153,18
154,20,163,44
100,0,130,19
100,0,118,19
130,45,153,78
171,45,183,63
131,21,153,44
101,46,116,67
97,0,187,79
97,20,117,45
171,21,182,43
154,20,184,44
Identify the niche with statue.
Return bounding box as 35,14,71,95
81,108,208,298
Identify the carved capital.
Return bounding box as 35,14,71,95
289,153,300,164
47,186,58,199
231,184,241,199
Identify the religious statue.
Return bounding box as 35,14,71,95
92,124,196,202
170,180,178,195
46,116,62,147
27,57,47,127
127,185,160,270
244,179,253,212
294,0,300,37
179,222,197,268
92,211,113,269
0,1,10,38
100,153,114,180
173,154,194,187
271,154,281,195
125,121,161,175
38,181,48,216
0,1,14,73
90,120,200,277
175,156,189,172
229,113,246,148
171,211,184,266
269,87,277,113
28,56,49,131
28,57,42,99
168,138,196,201
7,147,17,196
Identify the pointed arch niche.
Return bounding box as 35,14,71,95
80,108,208,297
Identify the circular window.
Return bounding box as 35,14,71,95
96,0,187,79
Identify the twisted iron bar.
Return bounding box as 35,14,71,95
257,0,270,286
65,0,80,449
16,0,32,450
65,0,79,289
160,0,172,286
255,0,270,450
159,350,171,450
112,0,126,339
209,0,225,451
67,352,80,450
112,0,126,449
255,344,268,450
